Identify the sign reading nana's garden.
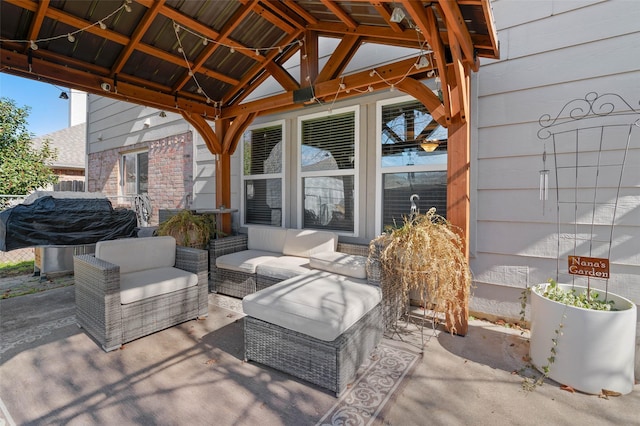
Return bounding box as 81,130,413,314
568,256,610,279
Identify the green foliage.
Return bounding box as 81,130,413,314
0,97,58,199
0,260,34,278
537,279,615,311
157,210,215,248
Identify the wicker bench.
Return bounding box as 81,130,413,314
74,236,208,351
209,226,339,298
243,270,383,396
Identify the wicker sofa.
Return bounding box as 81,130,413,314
209,225,343,298
74,236,208,352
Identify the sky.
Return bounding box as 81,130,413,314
0,73,70,137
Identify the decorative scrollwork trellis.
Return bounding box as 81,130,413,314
537,92,640,294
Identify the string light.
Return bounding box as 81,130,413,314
2,2,129,48
4,0,440,118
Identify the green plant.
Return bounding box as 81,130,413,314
157,210,215,249
371,207,472,335
0,260,34,278
519,278,617,391
0,97,58,205
539,279,615,311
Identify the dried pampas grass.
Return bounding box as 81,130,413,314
370,208,472,334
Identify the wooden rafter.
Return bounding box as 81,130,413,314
24,0,49,52
321,0,358,29
112,0,165,76
437,0,478,71
402,0,452,123
172,1,257,93
316,34,361,83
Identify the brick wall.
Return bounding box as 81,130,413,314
87,131,194,226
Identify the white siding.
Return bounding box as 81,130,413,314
87,95,216,211
472,0,640,313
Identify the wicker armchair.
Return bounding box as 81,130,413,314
74,237,208,351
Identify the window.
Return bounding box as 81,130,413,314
299,107,358,234
377,97,447,232
241,121,284,226
121,151,148,195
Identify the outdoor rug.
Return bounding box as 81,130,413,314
0,288,420,426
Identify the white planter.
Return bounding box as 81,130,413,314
530,283,637,395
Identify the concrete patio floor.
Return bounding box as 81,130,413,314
0,278,638,425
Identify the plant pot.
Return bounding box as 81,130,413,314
530,283,637,395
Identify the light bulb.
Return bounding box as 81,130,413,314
368,86,373,92
67,33,75,42
30,40,38,50
99,20,107,30
278,46,283,53
339,83,346,90
298,40,303,46
369,70,375,77
230,47,235,53
202,38,208,46
124,3,132,12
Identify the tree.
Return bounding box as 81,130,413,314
0,97,58,201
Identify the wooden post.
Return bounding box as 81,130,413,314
444,59,471,336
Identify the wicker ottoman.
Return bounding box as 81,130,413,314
243,270,383,395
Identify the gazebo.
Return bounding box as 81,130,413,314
0,0,500,334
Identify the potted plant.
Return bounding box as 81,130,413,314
527,279,637,395
527,92,639,395
157,209,215,249
369,207,472,336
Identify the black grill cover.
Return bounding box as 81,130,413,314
0,196,138,251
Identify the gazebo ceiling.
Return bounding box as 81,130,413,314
0,0,499,122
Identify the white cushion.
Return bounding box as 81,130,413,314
242,271,381,342
215,249,281,274
255,256,312,280
120,266,198,304
247,226,287,252
282,229,337,258
309,251,367,279
95,236,175,274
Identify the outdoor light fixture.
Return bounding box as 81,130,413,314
101,82,111,92
59,92,69,100
390,7,406,23
421,141,439,152
416,55,430,69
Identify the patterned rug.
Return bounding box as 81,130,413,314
210,294,420,426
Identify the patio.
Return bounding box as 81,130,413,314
1,281,638,425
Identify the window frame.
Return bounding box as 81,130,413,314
375,95,447,235
297,105,359,236
120,149,148,196
240,119,286,228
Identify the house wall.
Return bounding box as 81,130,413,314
86,95,215,224
472,0,640,375
85,0,639,376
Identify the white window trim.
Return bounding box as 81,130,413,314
297,105,359,236
120,148,148,197
375,95,447,235
240,119,286,228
